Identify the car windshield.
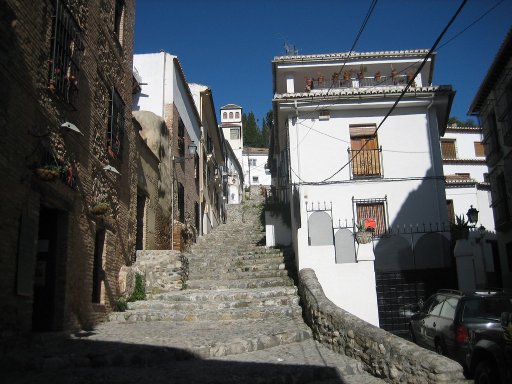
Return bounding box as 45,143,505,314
462,296,512,322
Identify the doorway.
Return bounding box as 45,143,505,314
32,208,64,331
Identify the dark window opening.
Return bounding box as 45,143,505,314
178,118,185,157
178,182,185,223
447,200,455,225
48,0,82,108
92,229,105,303
107,87,125,160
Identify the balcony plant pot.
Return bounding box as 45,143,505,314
90,202,109,215
35,166,61,181
355,231,373,244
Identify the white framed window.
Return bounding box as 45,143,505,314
230,128,239,140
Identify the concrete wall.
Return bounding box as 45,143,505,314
299,269,466,383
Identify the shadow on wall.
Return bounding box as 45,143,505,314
374,166,452,273
1,336,348,383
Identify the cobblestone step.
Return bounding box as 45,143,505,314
188,269,291,281
185,276,294,290
147,286,298,301
109,304,303,322
127,295,300,311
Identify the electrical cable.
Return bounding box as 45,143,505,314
294,0,468,185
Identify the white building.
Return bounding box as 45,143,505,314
269,50,454,327
242,147,271,187
224,140,244,205
441,125,494,231
220,104,243,166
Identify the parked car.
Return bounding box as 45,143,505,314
465,311,512,384
409,289,512,376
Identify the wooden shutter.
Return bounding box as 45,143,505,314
441,140,456,159
474,142,485,157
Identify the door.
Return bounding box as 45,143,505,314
32,208,59,331
351,135,380,176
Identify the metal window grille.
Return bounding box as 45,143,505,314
107,87,125,160
353,197,388,236
49,0,82,108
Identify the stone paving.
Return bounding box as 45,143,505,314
1,190,387,383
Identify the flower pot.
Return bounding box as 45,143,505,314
35,167,60,181
90,203,109,215
355,231,373,244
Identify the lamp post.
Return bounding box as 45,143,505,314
466,205,479,227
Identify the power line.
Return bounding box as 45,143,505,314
310,0,468,184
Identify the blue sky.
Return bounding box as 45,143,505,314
134,0,511,126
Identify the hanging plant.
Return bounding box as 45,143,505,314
355,221,373,244
90,201,110,215
35,165,62,181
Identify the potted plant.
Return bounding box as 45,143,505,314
343,70,351,81
35,165,62,181
451,214,470,240
90,201,110,215
355,222,373,244
374,71,381,82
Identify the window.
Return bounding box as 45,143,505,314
107,87,125,159
223,112,227,119
482,110,500,164
440,139,457,159
229,112,233,119
178,182,185,223
252,176,259,183
474,141,485,157
439,297,458,320
349,125,381,177
248,158,256,166
92,229,105,303
114,0,125,45
48,0,82,108
455,173,470,179
428,296,445,316
356,200,386,236
491,171,510,228
447,200,455,225
230,128,240,140
178,118,185,157
235,112,240,119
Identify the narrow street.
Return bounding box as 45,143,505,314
1,192,385,383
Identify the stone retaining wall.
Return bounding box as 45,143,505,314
298,269,466,383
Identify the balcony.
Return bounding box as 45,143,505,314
305,74,413,93
348,147,382,178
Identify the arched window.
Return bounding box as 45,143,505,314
223,112,227,119
229,112,233,118
235,112,240,119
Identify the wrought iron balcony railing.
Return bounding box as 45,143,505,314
348,147,383,178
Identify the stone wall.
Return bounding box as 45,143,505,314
0,0,136,333
298,269,466,384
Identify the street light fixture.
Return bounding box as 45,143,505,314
466,205,479,227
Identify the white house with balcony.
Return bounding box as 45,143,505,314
441,125,494,231
268,50,454,328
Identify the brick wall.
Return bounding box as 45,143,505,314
0,0,136,333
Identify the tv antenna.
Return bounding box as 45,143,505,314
284,41,298,56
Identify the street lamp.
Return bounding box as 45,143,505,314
466,205,479,227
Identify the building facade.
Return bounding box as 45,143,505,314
189,84,226,234
468,28,512,290
0,0,136,331
269,50,454,326
441,125,494,230
220,104,243,167
242,147,271,187
133,52,201,249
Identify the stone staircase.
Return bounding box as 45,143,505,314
108,196,312,357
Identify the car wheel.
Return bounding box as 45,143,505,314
434,340,445,355
408,324,416,343
474,360,497,384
